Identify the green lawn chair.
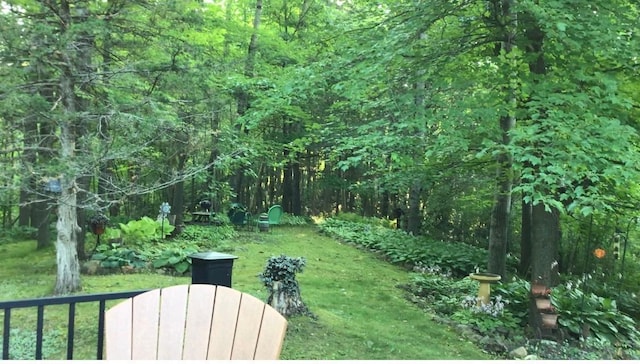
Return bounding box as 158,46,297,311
229,209,251,230
267,205,284,227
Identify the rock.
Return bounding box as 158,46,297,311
509,346,528,359
524,354,539,360
459,328,482,342
479,336,508,353
432,315,450,325
540,339,558,347
121,265,136,274
82,260,101,275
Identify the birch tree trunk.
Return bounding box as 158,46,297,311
55,175,81,294
55,82,81,293
54,0,83,294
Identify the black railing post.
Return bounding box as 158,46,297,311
67,303,76,359
97,300,106,360
2,308,10,360
36,306,44,359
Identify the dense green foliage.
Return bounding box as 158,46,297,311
90,221,236,273
258,254,306,295
405,272,640,359
0,0,638,350
91,243,148,269
0,226,37,244
319,218,517,277
552,283,640,347
115,216,175,243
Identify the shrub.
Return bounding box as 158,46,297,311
152,246,198,274
0,226,38,243
258,255,306,295
280,213,310,226
493,277,532,326
90,242,148,269
552,282,640,348
175,224,236,246
89,224,238,274
118,216,174,244
319,219,492,277
526,336,618,360
405,273,477,314
450,295,521,335
332,212,394,228
580,279,640,321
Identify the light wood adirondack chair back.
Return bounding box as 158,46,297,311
104,284,287,360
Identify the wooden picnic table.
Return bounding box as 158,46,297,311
191,211,214,223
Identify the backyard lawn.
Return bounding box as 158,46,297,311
0,224,492,360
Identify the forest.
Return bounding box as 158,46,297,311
0,0,639,319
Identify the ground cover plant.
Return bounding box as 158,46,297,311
0,224,491,360
87,221,237,274
318,217,518,277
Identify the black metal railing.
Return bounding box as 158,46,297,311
0,289,148,360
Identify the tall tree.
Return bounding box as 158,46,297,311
487,0,517,278
0,0,237,293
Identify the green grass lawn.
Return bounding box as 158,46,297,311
0,225,492,360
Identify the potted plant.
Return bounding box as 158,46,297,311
89,213,110,235
531,279,552,297
535,296,552,310
258,255,311,317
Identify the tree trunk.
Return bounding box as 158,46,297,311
523,9,555,285
238,0,262,114
487,114,514,277
487,0,516,278
282,164,292,212
53,0,83,295
55,179,81,294
76,175,90,260
171,153,188,234
32,118,54,249
207,107,221,211
18,188,31,227
381,190,390,219
231,0,263,202
519,198,532,276
530,203,560,287
267,281,309,318
34,202,51,249
291,161,301,215
406,180,422,235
